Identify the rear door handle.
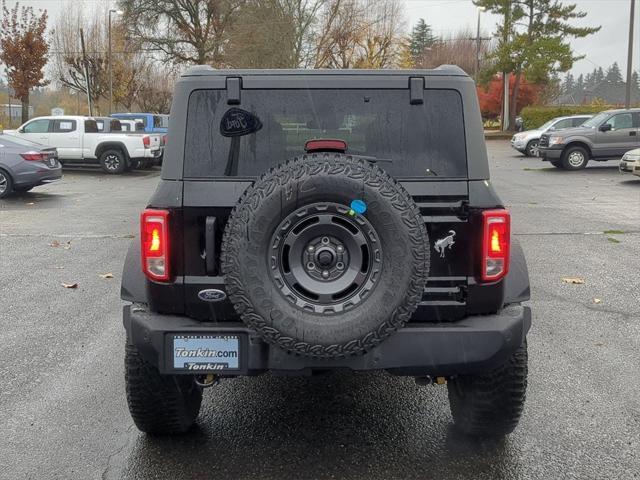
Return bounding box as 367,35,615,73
630,131,637,136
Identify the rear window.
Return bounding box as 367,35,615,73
184,89,467,178
154,115,168,128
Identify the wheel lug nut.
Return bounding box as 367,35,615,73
307,245,315,252
307,262,315,270
336,262,344,270
336,245,344,253
322,270,330,278
321,237,330,244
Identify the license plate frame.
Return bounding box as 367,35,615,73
166,333,246,374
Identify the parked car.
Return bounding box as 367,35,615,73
121,66,532,438
619,148,640,178
0,133,61,198
538,108,640,170
511,115,592,157
5,116,162,174
111,113,168,134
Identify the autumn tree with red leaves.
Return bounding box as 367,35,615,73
477,74,539,120
0,1,50,123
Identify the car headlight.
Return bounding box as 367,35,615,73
549,136,564,145
514,134,525,141
622,153,640,161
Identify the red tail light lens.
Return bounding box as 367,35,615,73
20,151,48,161
161,134,167,146
481,209,510,282
141,209,170,281
143,135,151,148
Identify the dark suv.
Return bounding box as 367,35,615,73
121,66,532,438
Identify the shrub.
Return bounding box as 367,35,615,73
519,105,613,130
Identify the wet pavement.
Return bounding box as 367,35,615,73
1,144,639,479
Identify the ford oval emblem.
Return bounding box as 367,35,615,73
198,289,227,302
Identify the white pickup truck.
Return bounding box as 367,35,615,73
5,116,162,174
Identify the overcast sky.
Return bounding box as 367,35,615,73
7,0,640,78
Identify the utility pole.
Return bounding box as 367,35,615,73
80,28,93,116
625,0,636,108
502,1,511,131
475,6,486,82
108,9,123,115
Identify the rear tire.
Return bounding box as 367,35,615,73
561,145,589,170
99,149,127,174
125,343,202,435
448,341,528,437
0,169,13,199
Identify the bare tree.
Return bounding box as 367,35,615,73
136,65,176,113
118,0,245,66
52,2,150,113
313,0,404,69
417,30,493,76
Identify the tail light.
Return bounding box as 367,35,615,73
20,151,48,161
481,209,510,282
161,134,167,146
142,135,151,148
141,209,170,281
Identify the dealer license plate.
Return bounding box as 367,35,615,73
171,334,240,372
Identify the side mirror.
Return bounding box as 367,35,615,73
17,128,24,133
599,123,612,132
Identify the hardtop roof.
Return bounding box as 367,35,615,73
181,65,469,78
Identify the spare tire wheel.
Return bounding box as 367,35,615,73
221,154,430,358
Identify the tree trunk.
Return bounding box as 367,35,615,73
509,71,522,131
21,94,29,124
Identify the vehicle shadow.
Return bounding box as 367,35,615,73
119,372,518,480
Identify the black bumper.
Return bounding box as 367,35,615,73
123,305,531,376
539,147,563,160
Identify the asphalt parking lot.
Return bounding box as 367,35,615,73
1,142,639,480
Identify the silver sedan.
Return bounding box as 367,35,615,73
0,134,62,198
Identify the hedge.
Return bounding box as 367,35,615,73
519,105,614,130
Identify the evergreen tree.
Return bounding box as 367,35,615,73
562,72,575,93
476,0,600,129
605,62,623,84
585,70,595,89
409,19,437,63
575,73,584,92
632,71,640,93
594,66,605,84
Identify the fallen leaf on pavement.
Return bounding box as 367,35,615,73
49,240,61,247
54,266,64,270
63,241,72,250
62,282,78,289
594,342,606,347
593,298,602,304
562,277,584,284
99,273,114,279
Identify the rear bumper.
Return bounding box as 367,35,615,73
123,304,531,376
13,164,62,188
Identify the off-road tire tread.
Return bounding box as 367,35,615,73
221,154,429,358
447,341,528,437
125,343,202,435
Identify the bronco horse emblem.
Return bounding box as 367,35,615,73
434,230,456,258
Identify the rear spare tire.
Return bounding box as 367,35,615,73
221,154,430,358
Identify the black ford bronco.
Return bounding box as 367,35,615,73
121,66,532,437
